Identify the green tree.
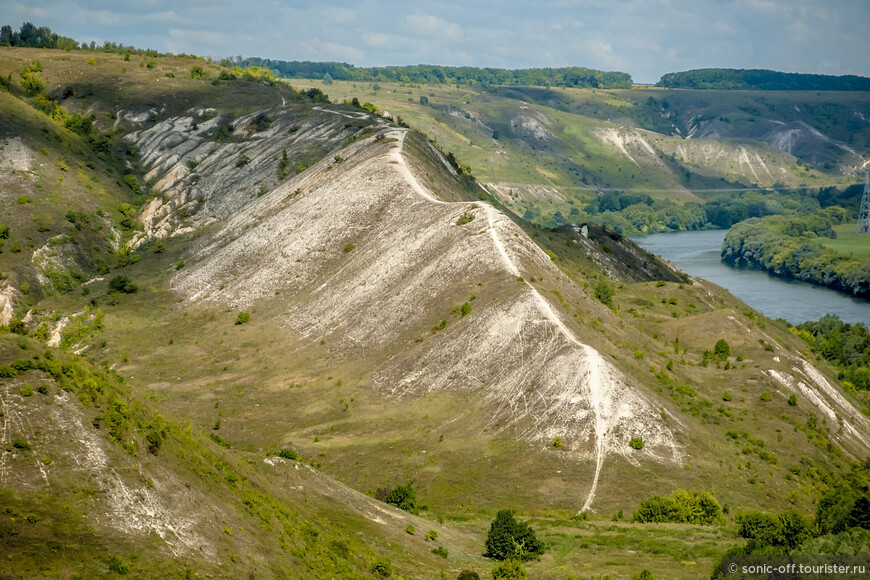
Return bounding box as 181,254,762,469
108,275,138,294
714,339,731,359
594,280,614,308
484,510,544,561
383,482,419,514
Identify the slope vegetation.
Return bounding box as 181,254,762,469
3,46,870,579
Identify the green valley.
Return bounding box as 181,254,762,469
0,21,869,580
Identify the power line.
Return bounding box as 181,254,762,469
858,171,870,233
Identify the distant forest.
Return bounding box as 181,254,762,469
657,68,870,91
0,22,173,56
228,57,633,89
0,22,79,50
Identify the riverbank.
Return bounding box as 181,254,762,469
721,210,870,301
633,229,870,326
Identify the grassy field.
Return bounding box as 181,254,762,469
820,224,870,259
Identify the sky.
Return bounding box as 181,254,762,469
2,0,868,84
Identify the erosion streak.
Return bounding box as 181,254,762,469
389,129,608,513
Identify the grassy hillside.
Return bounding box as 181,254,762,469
289,78,865,232
2,46,869,579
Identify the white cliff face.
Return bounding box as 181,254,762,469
125,105,385,248
172,127,682,511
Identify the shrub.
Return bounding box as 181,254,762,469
788,394,798,406
404,524,415,535
632,571,655,580
123,173,141,194
8,319,26,335
343,242,356,253
235,312,250,325
20,384,33,397
432,545,449,558
456,211,475,225
760,392,772,402
108,275,138,294
490,559,527,580
425,529,438,541
370,559,391,577
634,489,724,525
629,437,644,450
633,495,680,523
383,482,418,514
714,339,731,359
190,65,205,79
235,154,250,168
108,556,129,574
458,571,480,580
594,280,613,308
0,225,9,239
484,510,544,561
277,448,299,460
736,510,812,552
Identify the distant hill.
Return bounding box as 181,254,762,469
657,68,870,91
231,57,633,88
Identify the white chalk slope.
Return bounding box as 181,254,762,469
173,128,682,511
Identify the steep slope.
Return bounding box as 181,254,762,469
170,127,682,513
0,334,474,578
115,107,869,516
5,46,870,578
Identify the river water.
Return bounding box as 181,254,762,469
632,229,870,326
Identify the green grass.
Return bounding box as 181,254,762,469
2,46,863,578
818,225,870,259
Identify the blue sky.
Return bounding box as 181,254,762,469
2,0,867,83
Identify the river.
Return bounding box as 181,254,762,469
632,229,870,326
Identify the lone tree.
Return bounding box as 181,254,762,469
484,510,544,561
376,481,421,514
714,338,731,359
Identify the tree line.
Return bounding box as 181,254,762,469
226,56,633,89
535,185,860,236
721,208,870,299
710,459,870,578
1,22,197,59
657,68,870,91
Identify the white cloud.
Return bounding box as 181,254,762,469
713,20,734,34
143,10,182,23
404,13,464,40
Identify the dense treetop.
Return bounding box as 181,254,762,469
657,68,870,91
227,57,633,88
0,22,79,50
